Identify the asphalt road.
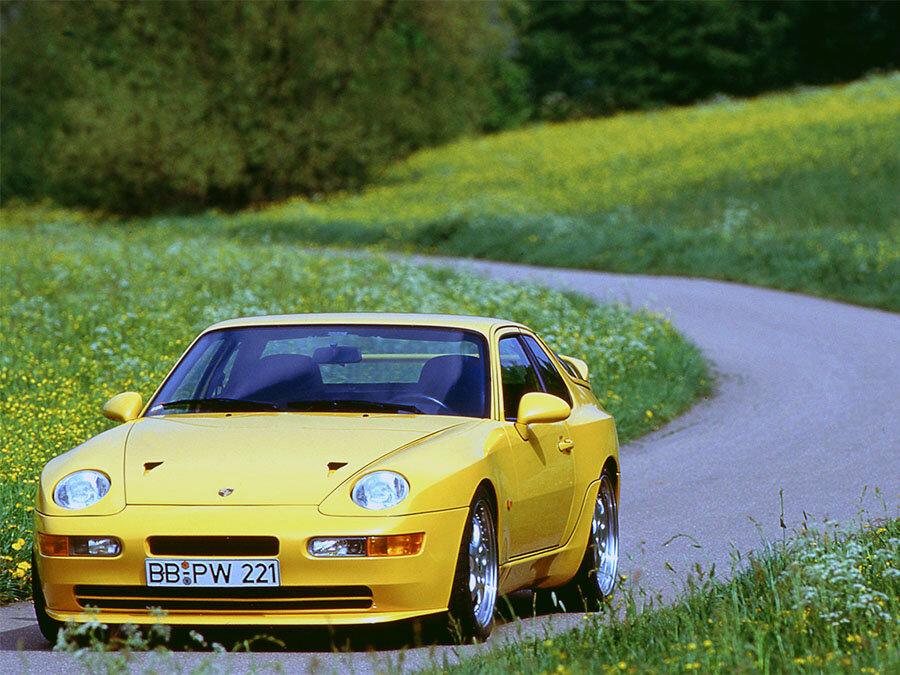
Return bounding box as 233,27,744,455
3,257,899,672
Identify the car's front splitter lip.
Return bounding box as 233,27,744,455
44,607,448,626
34,504,468,626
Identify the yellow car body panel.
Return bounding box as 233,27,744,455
34,313,619,628
123,413,472,507
36,505,468,625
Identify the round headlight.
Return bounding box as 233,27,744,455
351,471,409,511
53,470,111,510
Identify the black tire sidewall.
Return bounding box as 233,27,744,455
553,471,618,613
32,550,62,644
447,487,497,642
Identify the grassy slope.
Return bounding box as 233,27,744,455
434,516,900,674
237,74,900,311
0,221,708,602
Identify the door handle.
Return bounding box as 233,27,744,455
557,438,575,453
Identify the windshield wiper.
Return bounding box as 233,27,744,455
286,399,423,414
159,397,279,412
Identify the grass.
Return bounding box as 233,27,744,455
229,74,900,311
0,220,708,602
431,514,900,674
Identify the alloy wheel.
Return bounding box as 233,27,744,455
591,476,619,596
468,498,498,628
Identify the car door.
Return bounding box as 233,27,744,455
497,332,576,557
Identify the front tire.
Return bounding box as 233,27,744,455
32,551,62,644
552,472,619,612
447,488,498,642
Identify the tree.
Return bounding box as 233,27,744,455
516,0,900,119
1,1,525,212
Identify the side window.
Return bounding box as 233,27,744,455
498,336,543,421
520,335,573,406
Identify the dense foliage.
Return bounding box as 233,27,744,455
3,1,897,213
0,218,708,601
0,0,523,212
241,76,900,311
518,0,900,119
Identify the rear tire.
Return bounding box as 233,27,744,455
447,488,498,642
549,472,619,612
32,551,62,645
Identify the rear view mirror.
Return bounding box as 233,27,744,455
313,345,362,365
102,392,143,422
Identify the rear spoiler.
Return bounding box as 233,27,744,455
558,354,591,386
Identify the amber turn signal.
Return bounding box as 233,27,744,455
367,533,425,557
38,534,122,557
38,533,69,557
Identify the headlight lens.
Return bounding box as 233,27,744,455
351,471,409,510
53,470,111,510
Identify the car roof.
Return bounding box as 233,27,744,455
204,313,526,336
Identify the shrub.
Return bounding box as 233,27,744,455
0,1,524,213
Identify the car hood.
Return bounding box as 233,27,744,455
124,413,467,506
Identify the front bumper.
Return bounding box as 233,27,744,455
34,505,468,626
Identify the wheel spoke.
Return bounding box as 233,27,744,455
467,500,498,629
591,477,619,597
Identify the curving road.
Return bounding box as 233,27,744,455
2,257,899,671
436,258,900,590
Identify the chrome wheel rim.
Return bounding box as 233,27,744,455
468,499,498,628
591,476,619,596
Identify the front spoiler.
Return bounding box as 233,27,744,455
34,504,468,626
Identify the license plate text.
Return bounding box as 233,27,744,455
145,558,280,587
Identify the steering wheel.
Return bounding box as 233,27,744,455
391,393,454,414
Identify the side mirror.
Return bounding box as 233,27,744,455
516,392,571,434
102,392,143,422
558,354,589,381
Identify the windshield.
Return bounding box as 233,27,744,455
146,324,490,418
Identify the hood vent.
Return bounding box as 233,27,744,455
327,461,348,475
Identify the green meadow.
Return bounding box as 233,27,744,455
234,75,900,311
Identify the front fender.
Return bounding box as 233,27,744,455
317,422,508,517
36,423,131,517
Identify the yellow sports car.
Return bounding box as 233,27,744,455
33,313,619,642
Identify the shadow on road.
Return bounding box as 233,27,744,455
1,590,572,654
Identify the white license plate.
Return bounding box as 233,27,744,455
145,558,280,587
